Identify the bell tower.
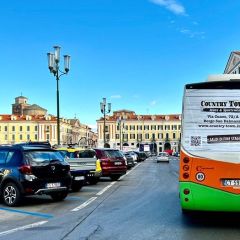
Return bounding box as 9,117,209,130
12,96,29,115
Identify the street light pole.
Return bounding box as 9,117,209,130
117,117,125,150
100,98,111,147
47,46,70,145
120,120,122,150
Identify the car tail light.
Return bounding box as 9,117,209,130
25,188,33,193
19,165,32,175
100,158,109,166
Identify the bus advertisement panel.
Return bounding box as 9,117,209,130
180,80,240,212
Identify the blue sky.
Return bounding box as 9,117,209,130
0,0,240,129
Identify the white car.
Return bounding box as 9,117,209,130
157,152,169,163
126,151,138,162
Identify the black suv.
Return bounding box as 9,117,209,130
0,145,72,206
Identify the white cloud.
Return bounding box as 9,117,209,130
150,100,157,106
179,28,205,38
110,95,122,99
150,0,186,16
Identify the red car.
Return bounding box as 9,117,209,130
94,148,127,181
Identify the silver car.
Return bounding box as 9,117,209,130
156,152,169,163
126,151,138,162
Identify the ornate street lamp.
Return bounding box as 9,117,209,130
117,116,126,150
100,98,111,147
47,46,70,145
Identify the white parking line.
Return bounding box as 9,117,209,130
96,181,116,196
0,221,48,237
71,163,142,212
71,197,98,212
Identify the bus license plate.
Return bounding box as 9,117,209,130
222,179,240,186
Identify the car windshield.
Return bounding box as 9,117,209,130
24,150,65,166
128,152,136,155
104,150,123,158
78,151,96,158
159,153,168,157
65,150,96,158
58,150,68,158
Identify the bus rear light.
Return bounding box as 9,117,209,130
183,165,189,171
183,189,190,195
184,198,189,202
183,157,190,163
183,173,189,179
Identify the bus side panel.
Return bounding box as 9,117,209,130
180,182,240,212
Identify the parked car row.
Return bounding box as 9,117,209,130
124,151,148,162
0,142,148,207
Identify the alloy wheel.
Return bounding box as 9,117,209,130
4,185,17,205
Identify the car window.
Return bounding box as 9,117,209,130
24,151,65,166
78,150,96,158
58,150,68,158
0,150,10,164
159,153,168,157
95,150,104,159
6,151,14,163
104,150,123,158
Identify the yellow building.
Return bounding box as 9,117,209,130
0,114,69,145
97,110,181,153
0,96,97,146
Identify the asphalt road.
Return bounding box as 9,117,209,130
1,158,240,240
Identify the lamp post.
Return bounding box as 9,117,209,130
117,117,125,150
47,46,70,145
100,98,111,147
151,135,156,154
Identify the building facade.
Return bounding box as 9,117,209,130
97,110,181,153
0,97,98,146
224,51,240,74
12,96,47,116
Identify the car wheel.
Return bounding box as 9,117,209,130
2,182,22,207
110,175,121,181
50,191,68,201
88,178,99,185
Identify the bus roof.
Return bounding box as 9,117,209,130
186,79,240,90
207,74,240,82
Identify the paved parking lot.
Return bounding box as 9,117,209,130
0,163,141,237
